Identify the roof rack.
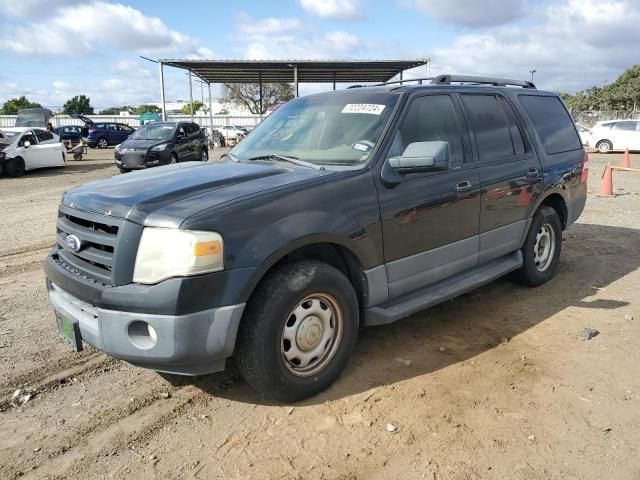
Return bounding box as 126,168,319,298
430,74,536,89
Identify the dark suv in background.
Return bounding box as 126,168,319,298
114,121,208,173
86,121,135,148
45,75,587,402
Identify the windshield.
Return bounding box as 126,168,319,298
132,124,175,140
4,131,21,143
231,90,399,166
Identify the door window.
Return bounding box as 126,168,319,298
21,132,37,146
613,121,638,131
389,94,465,167
35,130,54,142
461,94,518,163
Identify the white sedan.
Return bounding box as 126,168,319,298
1,127,65,177
587,120,640,153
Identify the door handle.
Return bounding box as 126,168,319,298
456,180,473,193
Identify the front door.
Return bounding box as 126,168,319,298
376,93,481,300
19,130,41,169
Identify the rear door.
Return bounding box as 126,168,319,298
376,93,480,299
611,121,639,150
459,93,543,264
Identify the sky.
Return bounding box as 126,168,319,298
0,0,638,111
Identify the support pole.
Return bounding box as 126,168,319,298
208,82,213,132
333,72,336,91
259,72,263,115
427,59,431,78
159,62,166,121
399,70,403,85
294,65,299,97
188,70,194,121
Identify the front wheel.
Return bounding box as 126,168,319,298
5,158,26,177
236,260,359,402
596,140,613,154
200,148,208,162
513,206,562,286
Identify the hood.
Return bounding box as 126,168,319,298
62,160,333,227
119,138,167,150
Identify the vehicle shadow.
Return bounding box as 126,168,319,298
166,222,639,405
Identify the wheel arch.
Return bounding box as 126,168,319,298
537,192,568,229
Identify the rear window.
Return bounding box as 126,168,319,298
519,95,581,154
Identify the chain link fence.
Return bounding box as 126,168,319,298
571,111,640,127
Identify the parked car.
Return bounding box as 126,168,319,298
1,127,65,176
587,120,640,153
15,107,53,127
44,75,587,401
202,126,226,148
68,113,135,149
575,123,591,146
217,125,245,141
114,121,208,173
53,125,85,144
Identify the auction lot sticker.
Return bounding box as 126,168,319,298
341,104,386,115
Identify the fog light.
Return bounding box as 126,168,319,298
127,320,157,350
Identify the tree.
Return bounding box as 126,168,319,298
221,83,294,114
180,100,205,115
63,95,94,115
133,104,161,115
1,96,41,114
101,106,132,115
559,65,640,111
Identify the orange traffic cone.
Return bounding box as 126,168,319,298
518,185,532,205
621,148,631,168
598,163,614,197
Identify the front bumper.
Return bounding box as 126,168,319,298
47,281,245,375
115,149,169,169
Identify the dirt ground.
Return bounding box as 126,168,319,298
0,148,639,480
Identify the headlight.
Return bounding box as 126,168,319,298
151,143,168,151
133,228,223,284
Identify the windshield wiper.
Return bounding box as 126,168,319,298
248,154,324,171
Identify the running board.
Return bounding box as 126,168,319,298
363,251,523,326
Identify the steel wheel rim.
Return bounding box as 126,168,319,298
598,142,610,153
533,223,555,272
280,293,343,377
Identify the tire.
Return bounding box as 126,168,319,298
200,148,208,162
118,167,130,174
97,138,108,149
236,260,359,402
169,153,178,164
596,140,613,154
5,157,26,177
513,206,563,286
73,153,82,161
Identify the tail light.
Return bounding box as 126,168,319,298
580,152,589,183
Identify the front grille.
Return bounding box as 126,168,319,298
55,206,123,285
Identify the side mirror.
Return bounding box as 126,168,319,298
388,141,450,174
23,141,31,148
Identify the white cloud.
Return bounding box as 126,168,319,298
0,1,208,57
298,0,362,20
403,0,526,27
0,0,83,17
237,14,360,59
429,0,640,92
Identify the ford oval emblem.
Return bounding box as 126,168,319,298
66,234,83,253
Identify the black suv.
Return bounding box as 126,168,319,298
114,122,208,173
44,75,588,401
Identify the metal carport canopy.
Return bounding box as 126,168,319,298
158,59,429,84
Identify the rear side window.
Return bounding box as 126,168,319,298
613,121,638,131
519,95,581,154
461,94,517,162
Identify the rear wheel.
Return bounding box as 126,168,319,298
5,158,26,177
118,167,130,174
513,206,562,286
97,138,108,149
236,260,359,402
596,140,613,154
